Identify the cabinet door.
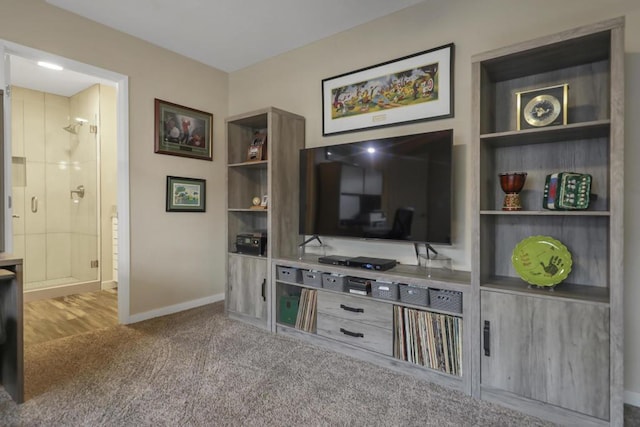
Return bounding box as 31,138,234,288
481,291,609,419
227,256,268,322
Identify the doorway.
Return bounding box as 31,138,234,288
10,77,116,301
1,41,130,322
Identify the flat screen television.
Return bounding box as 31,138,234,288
299,129,452,244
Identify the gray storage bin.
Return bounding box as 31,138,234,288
276,266,302,283
302,270,323,288
399,284,429,306
372,280,399,301
322,273,347,292
429,288,462,313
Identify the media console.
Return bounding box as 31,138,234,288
272,255,471,393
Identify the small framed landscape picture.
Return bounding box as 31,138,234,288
166,176,206,212
154,98,213,161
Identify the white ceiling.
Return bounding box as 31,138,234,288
10,55,116,97
12,0,425,97
45,0,425,72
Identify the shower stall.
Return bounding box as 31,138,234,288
11,84,111,300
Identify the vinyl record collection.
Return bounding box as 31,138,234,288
393,306,462,376
295,288,317,332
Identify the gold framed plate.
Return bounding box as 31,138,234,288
516,84,568,130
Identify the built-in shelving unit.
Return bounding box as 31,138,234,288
471,17,624,426
225,108,305,329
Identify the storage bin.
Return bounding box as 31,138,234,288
276,266,302,283
322,273,347,292
399,284,429,306
302,270,323,288
372,280,399,301
429,288,462,314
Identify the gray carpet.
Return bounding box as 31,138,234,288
0,302,597,426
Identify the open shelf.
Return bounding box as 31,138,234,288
481,275,609,305
480,210,610,217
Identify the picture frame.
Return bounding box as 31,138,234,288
154,99,213,161
516,83,568,130
322,43,454,136
246,130,267,162
166,176,206,212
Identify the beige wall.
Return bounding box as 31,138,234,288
228,0,640,400
0,0,229,314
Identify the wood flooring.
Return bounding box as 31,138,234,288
23,289,118,345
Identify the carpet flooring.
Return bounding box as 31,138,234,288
0,301,625,426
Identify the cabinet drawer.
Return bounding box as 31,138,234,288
317,314,392,356
317,292,392,329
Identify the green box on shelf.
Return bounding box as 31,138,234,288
279,295,300,325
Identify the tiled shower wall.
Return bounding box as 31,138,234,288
11,86,99,287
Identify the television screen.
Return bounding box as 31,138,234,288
299,129,452,244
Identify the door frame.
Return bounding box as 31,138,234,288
0,40,131,323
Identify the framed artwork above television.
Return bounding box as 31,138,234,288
322,44,455,136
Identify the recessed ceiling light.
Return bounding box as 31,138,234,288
37,61,63,71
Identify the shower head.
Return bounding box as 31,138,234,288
62,118,87,135
63,123,79,134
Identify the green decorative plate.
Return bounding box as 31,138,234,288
511,235,572,287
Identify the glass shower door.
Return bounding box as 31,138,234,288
11,85,99,291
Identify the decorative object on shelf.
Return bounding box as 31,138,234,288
155,99,213,161
322,43,454,135
511,235,573,288
246,130,267,161
166,176,206,212
250,196,266,210
516,84,568,130
543,172,592,210
499,172,527,211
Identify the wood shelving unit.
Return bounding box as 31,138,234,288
225,108,305,329
471,17,624,426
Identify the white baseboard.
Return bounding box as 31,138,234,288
125,293,225,324
626,390,640,407
101,280,117,290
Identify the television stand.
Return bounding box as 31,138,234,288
299,234,323,248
